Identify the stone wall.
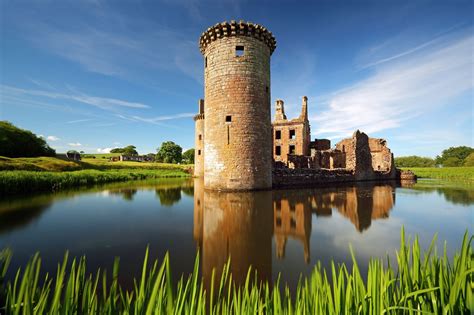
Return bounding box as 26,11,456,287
310,139,331,151
201,25,274,190
193,99,205,177
272,97,311,164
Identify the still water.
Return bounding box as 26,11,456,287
0,178,472,289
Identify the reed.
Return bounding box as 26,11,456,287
1,228,472,314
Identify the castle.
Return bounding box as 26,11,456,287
194,21,401,191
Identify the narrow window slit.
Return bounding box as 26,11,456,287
235,46,244,57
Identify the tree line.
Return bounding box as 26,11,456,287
395,146,474,168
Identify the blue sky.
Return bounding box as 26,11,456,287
1,0,472,157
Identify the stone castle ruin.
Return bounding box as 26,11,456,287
194,21,404,190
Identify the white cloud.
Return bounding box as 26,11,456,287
97,147,113,153
313,34,473,139
1,85,150,111
68,142,82,147
47,135,60,141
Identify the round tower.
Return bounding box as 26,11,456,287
194,99,205,177
199,21,276,190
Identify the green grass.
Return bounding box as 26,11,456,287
403,167,474,182
0,156,193,195
0,169,190,195
1,228,472,314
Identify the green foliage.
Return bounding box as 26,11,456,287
155,187,182,206
395,155,435,167
1,229,472,314
463,153,474,167
436,146,474,167
110,145,138,155
403,167,474,182
182,148,195,164
0,121,56,157
156,141,182,164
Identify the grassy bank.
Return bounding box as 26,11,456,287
1,229,472,314
403,167,474,182
0,156,192,195
0,169,189,195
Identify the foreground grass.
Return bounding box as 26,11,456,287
1,229,472,314
0,169,189,195
403,167,474,182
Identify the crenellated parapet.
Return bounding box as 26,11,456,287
193,113,204,121
199,20,277,55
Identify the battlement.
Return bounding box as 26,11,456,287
199,20,277,55
193,113,204,121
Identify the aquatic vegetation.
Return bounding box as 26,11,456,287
1,228,472,314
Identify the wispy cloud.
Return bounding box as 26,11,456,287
313,34,473,139
66,118,96,124
47,135,60,141
68,142,82,147
1,85,150,110
115,113,195,125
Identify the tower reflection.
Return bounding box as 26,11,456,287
193,179,273,289
193,179,396,279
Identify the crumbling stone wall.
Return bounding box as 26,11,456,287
310,139,331,151
368,138,393,172
200,21,276,190
272,97,311,164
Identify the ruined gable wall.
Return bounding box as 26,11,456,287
273,121,308,164
368,138,393,172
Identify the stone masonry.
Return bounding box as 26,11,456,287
194,20,403,189
197,21,276,190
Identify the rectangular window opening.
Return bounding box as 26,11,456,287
198,150,201,155
276,217,282,227
275,130,281,140
236,46,244,57
198,134,202,140
289,145,295,155
275,145,281,156
225,115,232,123
290,218,297,229
265,86,269,93
289,129,296,140
205,57,207,68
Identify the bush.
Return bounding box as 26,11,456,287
395,156,435,167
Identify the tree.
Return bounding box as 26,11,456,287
0,121,56,157
110,145,138,155
395,156,435,168
182,148,195,164
463,152,474,167
156,141,182,163
435,146,474,167
122,145,138,155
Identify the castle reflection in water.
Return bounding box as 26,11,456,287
193,179,396,287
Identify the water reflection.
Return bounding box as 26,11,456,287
194,179,273,288
194,180,397,283
0,177,470,292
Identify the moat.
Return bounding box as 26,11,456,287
0,178,471,290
